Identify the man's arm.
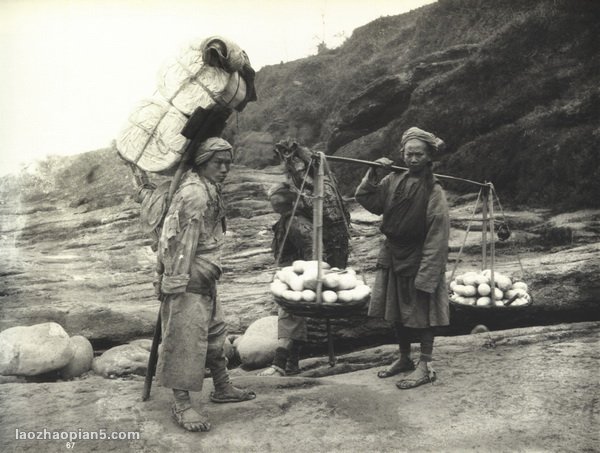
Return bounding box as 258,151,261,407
158,184,208,294
355,169,392,215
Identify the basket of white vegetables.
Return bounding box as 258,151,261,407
449,269,532,309
271,260,371,318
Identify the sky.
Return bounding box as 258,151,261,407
0,0,435,175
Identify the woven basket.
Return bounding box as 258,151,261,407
273,294,369,319
449,295,533,312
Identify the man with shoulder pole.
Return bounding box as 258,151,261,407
355,127,450,390
153,137,256,432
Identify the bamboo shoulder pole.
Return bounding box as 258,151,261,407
314,152,325,305
481,184,489,271
324,154,488,188
488,183,496,299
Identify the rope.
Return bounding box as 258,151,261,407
491,185,526,278
322,156,352,239
449,188,483,282
273,159,313,271
321,155,368,285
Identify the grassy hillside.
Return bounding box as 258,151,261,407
227,0,600,209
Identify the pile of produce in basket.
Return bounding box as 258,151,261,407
270,260,371,304
449,270,531,307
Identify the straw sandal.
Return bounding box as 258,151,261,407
396,363,437,389
171,404,210,432
258,365,286,377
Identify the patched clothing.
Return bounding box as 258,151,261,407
156,170,228,391
355,171,450,328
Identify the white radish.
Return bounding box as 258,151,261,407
321,290,338,303
292,260,306,274
462,285,477,297
476,297,492,306
337,273,358,290
301,289,316,302
463,274,478,286
282,290,302,302
323,273,340,290
477,283,491,296
287,273,304,292
512,281,528,291
493,287,504,300
337,290,354,303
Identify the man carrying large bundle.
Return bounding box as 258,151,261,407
155,137,256,432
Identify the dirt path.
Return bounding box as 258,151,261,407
1,322,597,452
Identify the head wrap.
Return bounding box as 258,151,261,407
274,139,312,165
193,137,233,167
267,182,294,199
401,127,445,154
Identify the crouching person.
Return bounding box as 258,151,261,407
156,137,256,432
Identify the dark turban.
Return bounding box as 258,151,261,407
401,127,445,153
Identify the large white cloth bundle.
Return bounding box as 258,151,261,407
157,44,247,115
115,97,188,173
115,36,251,173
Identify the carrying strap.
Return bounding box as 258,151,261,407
273,159,314,271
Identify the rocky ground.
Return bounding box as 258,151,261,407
0,322,598,452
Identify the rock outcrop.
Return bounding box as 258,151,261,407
0,149,598,352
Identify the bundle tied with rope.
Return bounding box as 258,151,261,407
115,35,256,175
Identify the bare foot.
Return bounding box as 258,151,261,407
210,383,256,403
377,357,415,378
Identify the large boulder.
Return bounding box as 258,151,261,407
236,316,279,369
0,322,73,376
92,344,149,378
59,335,94,379
128,338,152,352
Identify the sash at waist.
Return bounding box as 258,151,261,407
377,238,423,277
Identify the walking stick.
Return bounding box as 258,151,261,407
141,106,231,401
142,304,162,401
